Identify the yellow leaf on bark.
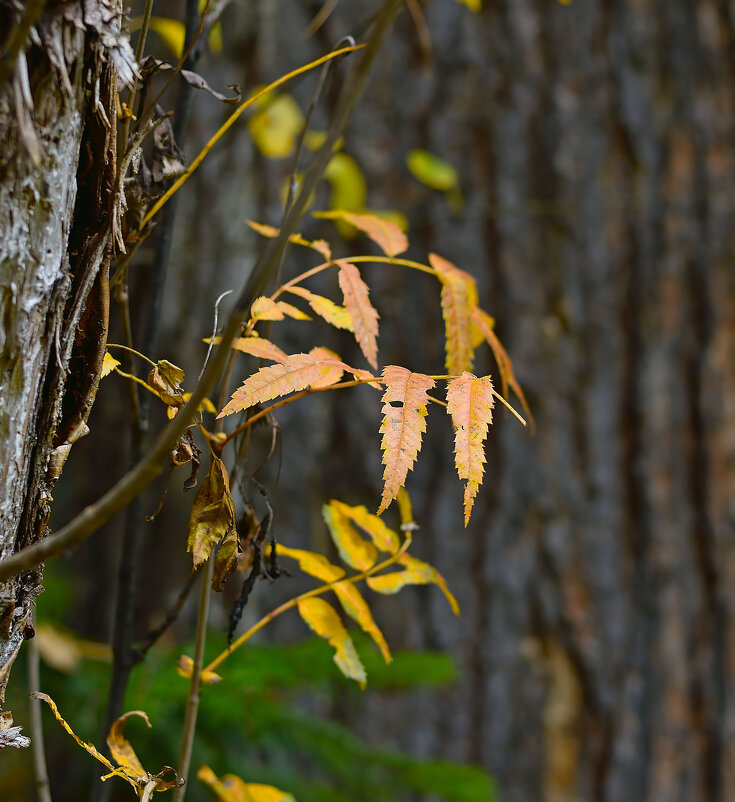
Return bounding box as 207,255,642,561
322,501,378,570
378,366,435,515
337,260,379,369
285,286,353,331
187,457,236,568
367,554,459,614
297,597,366,687
198,765,296,802
218,353,349,417
313,210,408,257
429,253,478,375
446,372,494,525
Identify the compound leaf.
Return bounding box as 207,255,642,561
446,372,494,525
429,253,477,375
337,260,379,369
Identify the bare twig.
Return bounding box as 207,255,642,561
28,616,52,802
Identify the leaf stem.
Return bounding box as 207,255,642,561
220,377,380,446
28,614,52,802
139,44,365,230
113,368,161,400
204,533,412,674
492,389,527,427
106,342,157,367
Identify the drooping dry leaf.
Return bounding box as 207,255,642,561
337,260,379,369
107,711,149,779
470,307,533,428
187,457,236,568
101,352,120,378
147,360,186,407
30,693,131,786
367,554,460,614
251,296,285,321
218,352,349,417
212,526,240,591
314,210,408,256
429,253,477,375
286,286,353,331
328,501,401,554
446,372,494,525
297,597,367,687
177,655,222,685
198,765,296,802
322,501,378,570
378,367,435,514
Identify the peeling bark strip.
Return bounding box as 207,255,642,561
0,2,130,707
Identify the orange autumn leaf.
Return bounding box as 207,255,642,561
314,210,408,257
251,296,285,321
429,253,477,375
218,352,349,417
205,335,288,363
308,347,345,388
337,260,380,369
377,366,435,514
446,372,494,525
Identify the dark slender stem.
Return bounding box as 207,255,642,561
28,614,52,802
0,4,404,584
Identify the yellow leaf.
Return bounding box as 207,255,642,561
396,488,415,530
297,597,366,687
167,392,218,419
101,352,120,378
285,286,353,331
332,582,391,663
429,253,477,375
187,457,236,568
406,149,458,191
35,624,111,672
251,296,285,321
219,352,349,417
378,366,435,515
248,93,304,159
276,544,346,583
276,300,312,320
314,210,408,257
367,554,459,614
446,373,494,525
177,655,222,685
328,501,401,554
454,0,481,10
322,501,378,570
147,17,185,57
337,260,379,369
246,220,332,261
324,152,367,217
308,347,345,388
30,693,132,787
107,711,149,779
198,765,296,802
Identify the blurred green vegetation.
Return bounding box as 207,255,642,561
2,564,499,802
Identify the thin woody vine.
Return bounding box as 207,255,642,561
0,1,531,800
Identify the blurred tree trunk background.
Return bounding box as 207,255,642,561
47,1,735,801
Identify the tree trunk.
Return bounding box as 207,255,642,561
0,0,128,714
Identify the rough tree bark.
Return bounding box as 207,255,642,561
0,0,132,721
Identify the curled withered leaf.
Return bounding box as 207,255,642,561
139,57,241,104
187,457,236,568
148,359,186,407
107,711,149,779
152,109,187,183
212,527,240,592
